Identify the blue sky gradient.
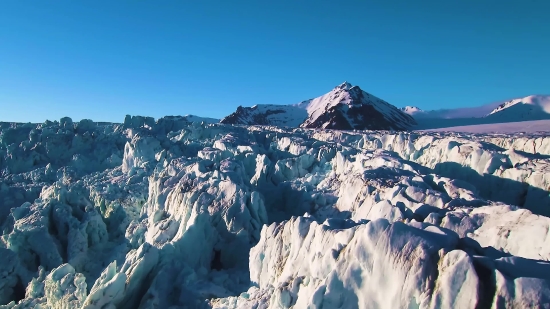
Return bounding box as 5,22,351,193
1,1,549,122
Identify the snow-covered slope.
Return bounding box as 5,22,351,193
404,95,550,130
1,116,550,308
221,82,416,130
487,95,550,121
298,82,416,130
401,102,502,119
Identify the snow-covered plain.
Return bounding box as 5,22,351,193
1,115,550,308
420,119,550,134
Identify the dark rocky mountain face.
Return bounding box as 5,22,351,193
301,85,416,131
220,104,307,127
221,106,289,125
304,103,411,130
220,83,416,131
220,106,249,125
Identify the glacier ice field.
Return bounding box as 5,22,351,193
1,116,550,308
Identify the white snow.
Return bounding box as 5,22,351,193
405,95,550,130
400,106,424,116
402,101,503,119
420,119,550,134
295,82,355,124
486,95,550,123
0,115,549,308
182,115,220,124
489,95,550,115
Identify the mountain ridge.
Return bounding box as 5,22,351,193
221,82,416,130
402,94,550,130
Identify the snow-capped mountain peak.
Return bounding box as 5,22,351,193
298,82,416,130
336,81,353,90
222,82,416,130
297,82,357,121
489,94,550,116
400,106,424,115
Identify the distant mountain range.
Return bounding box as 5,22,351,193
181,83,549,131
220,82,416,130
402,94,550,129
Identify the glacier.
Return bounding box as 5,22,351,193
0,116,549,308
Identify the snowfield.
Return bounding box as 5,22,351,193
1,116,550,309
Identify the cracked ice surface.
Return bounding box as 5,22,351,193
0,117,549,308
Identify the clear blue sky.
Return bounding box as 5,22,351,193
1,1,549,123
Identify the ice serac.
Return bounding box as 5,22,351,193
212,217,550,309
0,118,125,226
247,217,462,309
357,131,550,216
441,205,550,261
1,116,550,308
221,82,416,131
0,249,21,305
